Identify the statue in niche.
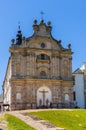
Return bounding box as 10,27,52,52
46,99,49,107
39,99,42,107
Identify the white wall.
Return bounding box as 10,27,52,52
73,74,85,108
3,60,11,105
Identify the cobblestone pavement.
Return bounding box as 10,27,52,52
8,109,65,130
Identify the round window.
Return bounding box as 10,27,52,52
41,43,45,48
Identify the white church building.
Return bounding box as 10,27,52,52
73,62,86,108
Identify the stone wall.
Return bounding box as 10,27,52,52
3,20,73,110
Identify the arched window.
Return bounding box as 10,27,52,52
16,93,21,100
40,54,45,60
40,71,46,76
37,54,50,60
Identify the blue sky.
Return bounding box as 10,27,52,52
0,0,86,94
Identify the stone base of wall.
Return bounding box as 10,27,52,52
10,102,74,110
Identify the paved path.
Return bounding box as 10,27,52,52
9,110,65,130
0,113,7,130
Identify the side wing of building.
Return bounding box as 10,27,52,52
73,68,85,108
3,57,12,110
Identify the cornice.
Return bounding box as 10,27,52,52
10,77,73,83
9,47,73,55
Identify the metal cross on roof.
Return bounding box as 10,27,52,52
18,21,20,30
40,11,44,20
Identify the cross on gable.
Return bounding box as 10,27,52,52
18,21,20,30
40,11,44,20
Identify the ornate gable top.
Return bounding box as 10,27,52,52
33,19,52,37
10,19,72,53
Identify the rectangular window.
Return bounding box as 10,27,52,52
73,76,75,85
73,91,76,101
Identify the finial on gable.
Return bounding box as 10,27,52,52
47,21,51,26
40,11,44,20
68,43,71,50
34,19,37,25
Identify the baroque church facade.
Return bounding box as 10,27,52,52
3,19,73,110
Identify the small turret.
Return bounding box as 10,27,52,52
16,23,22,45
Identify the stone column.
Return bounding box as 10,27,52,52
12,56,16,76
69,57,72,79
59,56,63,79
32,53,36,77
26,53,30,76
50,55,55,78
57,56,60,78
26,52,36,77
54,56,57,77
21,55,27,76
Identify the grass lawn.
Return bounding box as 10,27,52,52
5,114,35,130
29,109,86,130
0,116,2,122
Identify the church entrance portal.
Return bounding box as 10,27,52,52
37,86,52,108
